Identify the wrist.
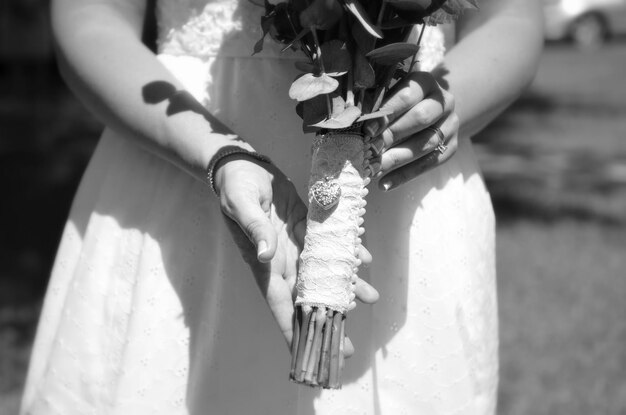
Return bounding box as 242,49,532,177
207,146,272,196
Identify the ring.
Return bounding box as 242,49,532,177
427,126,447,154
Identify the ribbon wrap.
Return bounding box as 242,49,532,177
296,133,367,313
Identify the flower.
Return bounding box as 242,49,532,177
256,0,477,133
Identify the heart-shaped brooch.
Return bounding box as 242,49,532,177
310,176,341,210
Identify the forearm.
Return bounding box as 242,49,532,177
51,0,247,183
436,0,544,138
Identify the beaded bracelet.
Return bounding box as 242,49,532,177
206,146,272,196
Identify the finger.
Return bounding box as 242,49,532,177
262,271,297,346
356,244,372,266
293,218,307,251
344,336,354,358
378,113,458,177
222,192,278,262
354,277,379,304
365,155,382,178
363,72,438,137
378,93,451,149
379,135,458,191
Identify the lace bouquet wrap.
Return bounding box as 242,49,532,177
255,0,478,388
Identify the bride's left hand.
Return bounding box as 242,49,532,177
218,160,379,355
363,71,459,191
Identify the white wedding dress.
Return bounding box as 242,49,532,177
21,0,498,414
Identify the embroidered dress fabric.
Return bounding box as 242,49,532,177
21,0,498,414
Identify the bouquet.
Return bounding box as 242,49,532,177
255,0,478,388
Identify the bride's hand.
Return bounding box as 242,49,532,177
363,71,459,191
215,158,379,355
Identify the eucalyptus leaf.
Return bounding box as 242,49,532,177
311,105,362,129
428,0,478,24
394,66,410,80
253,14,275,55
353,49,375,89
384,0,429,11
280,27,311,52
379,16,416,29
356,108,394,122
302,96,327,126
343,0,383,39
302,94,346,127
329,94,348,117
321,40,352,75
351,21,377,54
294,60,317,73
366,43,420,66
289,73,339,101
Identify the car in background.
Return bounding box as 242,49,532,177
543,0,626,47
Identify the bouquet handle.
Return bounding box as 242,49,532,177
290,132,368,388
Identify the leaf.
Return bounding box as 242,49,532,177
312,105,362,129
300,0,344,29
343,0,383,39
428,0,479,24
356,108,394,122
301,94,345,127
353,48,375,89
384,0,429,12
280,27,311,52
301,98,326,129
289,73,339,101
294,60,317,73
351,20,377,54
253,14,275,55
321,40,351,76
379,16,416,29
366,43,420,66
329,94,348,118
442,0,479,13
394,66,410,80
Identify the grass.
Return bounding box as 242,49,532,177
2,42,626,414
497,219,626,415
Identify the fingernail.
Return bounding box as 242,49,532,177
257,240,268,257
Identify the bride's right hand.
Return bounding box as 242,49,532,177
214,157,379,354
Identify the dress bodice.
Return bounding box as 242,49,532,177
155,0,447,70
156,0,286,59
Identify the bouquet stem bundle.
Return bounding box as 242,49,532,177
291,132,367,389
290,306,345,388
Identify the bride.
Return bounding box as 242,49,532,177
21,0,542,413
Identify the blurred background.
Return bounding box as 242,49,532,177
1,0,626,414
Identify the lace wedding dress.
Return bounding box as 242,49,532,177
21,0,498,413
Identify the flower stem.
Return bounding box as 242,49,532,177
407,24,427,73
318,310,334,385
376,1,387,27
290,306,302,379
328,311,343,388
305,308,326,384
300,306,317,380
293,306,313,382
310,27,333,117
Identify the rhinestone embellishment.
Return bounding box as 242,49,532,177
310,177,341,210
